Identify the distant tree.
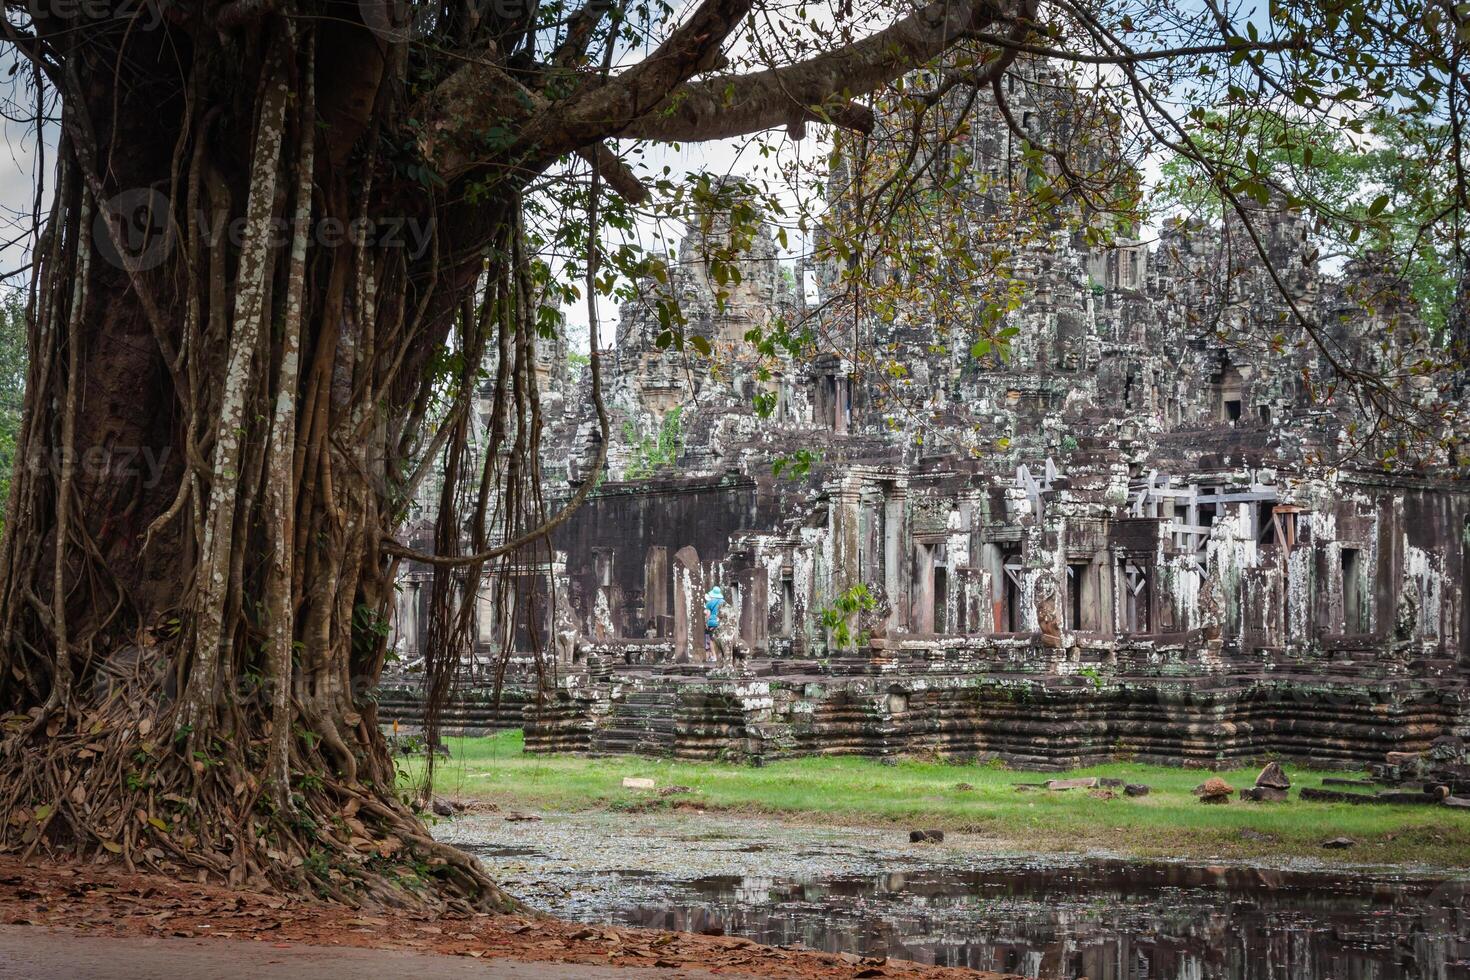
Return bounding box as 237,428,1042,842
1158,109,1459,335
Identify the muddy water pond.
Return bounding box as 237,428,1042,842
437,810,1470,978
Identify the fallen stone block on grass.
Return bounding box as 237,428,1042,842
1321,836,1356,849
1300,786,1438,805
1300,787,1380,804
1044,777,1099,791
1375,790,1443,804
1240,787,1288,802
1124,784,1151,797
622,777,656,790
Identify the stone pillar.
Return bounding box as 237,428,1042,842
1034,572,1063,650
644,545,669,637
672,546,702,662
392,578,422,660
914,543,936,633
883,484,909,630
825,479,864,649
830,477,863,595
739,565,769,653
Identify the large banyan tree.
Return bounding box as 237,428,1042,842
0,0,1464,907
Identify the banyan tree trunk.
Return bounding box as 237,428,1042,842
0,14,527,909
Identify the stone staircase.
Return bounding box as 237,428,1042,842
594,688,679,755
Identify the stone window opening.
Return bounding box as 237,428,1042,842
1212,364,1245,422
1067,564,1085,629
1122,562,1150,633
1067,562,1102,632
999,553,1024,632
780,575,795,637
814,373,851,433
914,541,945,633
1340,547,1364,633
1256,501,1275,542
933,566,949,633
1256,503,1295,547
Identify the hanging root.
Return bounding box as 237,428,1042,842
0,15,548,914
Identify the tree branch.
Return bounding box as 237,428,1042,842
606,0,1011,143
420,0,1014,178
544,0,752,138
576,144,650,204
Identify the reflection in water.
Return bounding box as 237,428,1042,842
613,861,1470,979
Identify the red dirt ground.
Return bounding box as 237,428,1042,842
0,855,1018,979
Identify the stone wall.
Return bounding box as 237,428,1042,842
520,651,1470,769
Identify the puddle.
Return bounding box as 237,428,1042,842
464,845,545,859
437,811,1470,978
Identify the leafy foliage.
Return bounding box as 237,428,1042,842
1157,109,1460,335
623,408,684,479
818,583,877,652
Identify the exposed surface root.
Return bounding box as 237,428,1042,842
0,681,519,914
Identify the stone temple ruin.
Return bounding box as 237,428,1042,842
383,61,1470,770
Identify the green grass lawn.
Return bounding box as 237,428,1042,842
408,730,1470,868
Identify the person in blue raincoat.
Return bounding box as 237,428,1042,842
704,586,724,652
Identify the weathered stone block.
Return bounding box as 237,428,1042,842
1045,777,1099,790
1255,762,1291,790
1195,777,1234,803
